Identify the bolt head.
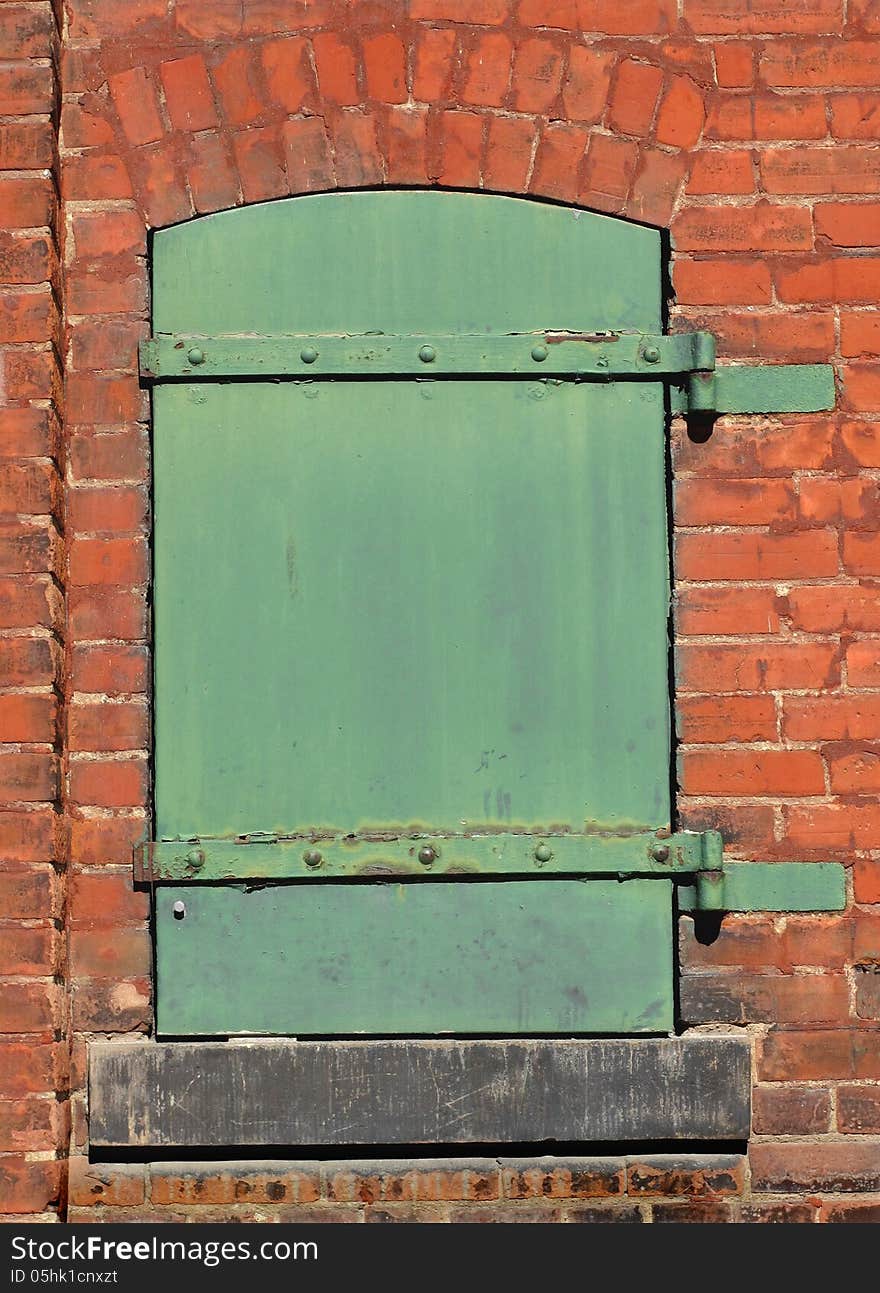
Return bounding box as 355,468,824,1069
303,849,323,868
531,344,549,363
172,900,186,919
643,345,661,365
185,848,204,870
300,346,319,364
418,345,436,364
186,347,205,366
534,843,553,864
418,844,437,865
651,844,670,863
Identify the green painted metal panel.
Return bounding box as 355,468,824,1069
677,862,846,913
141,331,710,381
156,879,674,1036
153,191,661,337
154,378,670,840
669,364,835,415
139,830,705,883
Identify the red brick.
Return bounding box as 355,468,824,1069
71,978,151,1032
845,533,880,575
0,1159,62,1214
847,639,880,685
66,374,142,426
784,696,880,741
511,38,564,113
313,33,360,106
0,801,54,863
686,0,842,33
174,0,241,37
680,749,825,796
561,46,614,125
752,1085,832,1135
0,1043,64,1097
675,477,793,525
382,105,428,185
681,971,849,1025
0,177,54,228
683,310,833,362
530,123,588,203
0,982,59,1035
842,421,880,466
0,5,55,58
677,642,839,692
675,530,838,581
261,36,315,114
69,426,147,482
608,59,663,136
484,116,536,193
130,141,192,228
70,209,146,261
70,927,151,978
841,314,880,357
71,0,166,38
69,320,146,374
67,485,147,534
0,63,53,116
0,287,54,344
580,133,638,212
823,1202,880,1222
500,1160,622,1200
686,151,755,196
676,695,777,743
838,1086,880,1133
232,125,287,204
69,873,148,927
0,525,60,578
842,364,880,412
282,118,335,194
433,111,483,188
0,695,56,744
675,585,781,634
70,815,145,866
363,32,407,104
784,803,880,851
830,93,880,139
798,476,880,525
714,42,754,88
108,67,164,146
751,1142,880,1192
151,1163,323,1206
756,95,828,140
855,860,880,903
0,461,58,516
672,204,813,251
1,407,57,460
0,231,54,286
656,75,705,148
461,32,513,108
240,0,334,34
63,153,133,203
2,927,57,976
69,537,148,587
762,41,880,87
187,131,241,214
211,47,265,125
411,0,508,18
0,1098,63,1153
758,1029,858,1080
61,98,114,150
850,0,880,30
69,1159,145,1208
762,147,880,195
0,866,56,919
412,28,457,102
69,757,147,809
630,149,688,225
69,700,147,753
816,202,880,248
0,637,56,689
627,1156,744,1197
332,112,382,187
69,587,147,642
0,577,60,632
160,55,218,132
0,752,58,803
0,119,54,170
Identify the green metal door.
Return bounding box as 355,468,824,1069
148,192,673,1036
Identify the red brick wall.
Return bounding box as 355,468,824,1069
2,0,880,1221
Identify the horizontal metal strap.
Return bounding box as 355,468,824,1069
135,829,714,883
668,364,835,415
139,330,714,380
677,861,845,913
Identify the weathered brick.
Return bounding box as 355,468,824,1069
627,1156,745,1197
751,1142,880,1192
752,1085,832,1135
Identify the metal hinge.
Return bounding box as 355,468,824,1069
139,331,835,417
